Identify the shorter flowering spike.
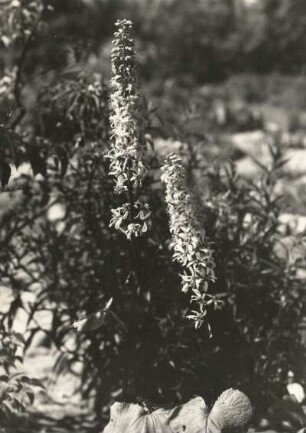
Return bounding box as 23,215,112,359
161,153,222,329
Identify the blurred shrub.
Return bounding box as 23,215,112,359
225,74,306,112
0,324,43,428
2,0,306,86
101,0,306,81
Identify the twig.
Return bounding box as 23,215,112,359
0,183,29,193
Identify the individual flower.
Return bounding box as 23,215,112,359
161,153,222,329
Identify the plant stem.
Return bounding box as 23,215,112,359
123,175,141,400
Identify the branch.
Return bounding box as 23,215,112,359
0,184,29,193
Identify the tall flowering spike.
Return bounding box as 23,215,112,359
108,19,150,239
161,154,222,330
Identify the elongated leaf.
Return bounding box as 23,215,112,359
0,375,9,382
20,376,45,389
0,126,24,168
0,161,11,187
72,298,113,332
27,148,47,176
11,332,26,346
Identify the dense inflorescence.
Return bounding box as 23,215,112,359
161,153,222,329
107,19,150,239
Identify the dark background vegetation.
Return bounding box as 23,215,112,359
0,0,306,431
3,0,306,84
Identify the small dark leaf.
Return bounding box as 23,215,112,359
0,348,10,357
59,151,68,177
0,375,9,382
12,332,26,346
0,126,24,168
20,376,45,388
0,408,9,422
2,400,15,416
24,328,40,351
8,296,22,330
28,148,47,177
72,299,113,332
11,397,26,412
0,162,11,187
25,390,35,405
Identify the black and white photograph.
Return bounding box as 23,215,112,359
0,1,306,432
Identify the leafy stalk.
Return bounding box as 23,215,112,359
107,19,150,399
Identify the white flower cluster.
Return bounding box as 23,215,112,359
161,153,222,329
108,19,150,239
0,69,15,99
109,201,150,240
